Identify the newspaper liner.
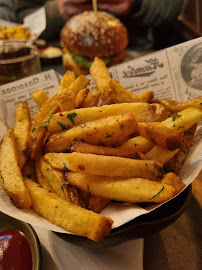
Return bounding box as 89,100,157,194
0,37,202,233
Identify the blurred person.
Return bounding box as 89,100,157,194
17,0,183,50
0,0,17,22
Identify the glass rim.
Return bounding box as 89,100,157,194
0,42,38,64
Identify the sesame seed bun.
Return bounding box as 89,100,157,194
61,11,128,58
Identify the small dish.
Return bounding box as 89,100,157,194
55,185,192,248
0,211,42,270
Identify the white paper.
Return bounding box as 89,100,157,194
0,37,202,233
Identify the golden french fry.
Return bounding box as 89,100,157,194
71,141,146,159
109,79,140,103
145,146,179,164
150,103,168,122
66,172,175,203
0,129,31,209
88,195,111,213
43,152,164,181
162,107,202,132
165,124,197,174
22,159,36,180
161,172,185,196
57,75,89,111
138,91,154,103
40,159,84,207
137,122,185,150
57,71,76,92
81,87,101,108
45,113,137,153
14,101,31,168
30,95,60,160
31,89,49,108
24,178,113,242
90,57,111,103
152,96,202,113
74,88,88,109
35,159,53,190
47,102,164,133
120,135,154,153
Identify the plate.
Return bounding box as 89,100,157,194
0,211,42,270
55,184,192,248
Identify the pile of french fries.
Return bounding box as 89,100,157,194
0,25,31,40
0,57,202,242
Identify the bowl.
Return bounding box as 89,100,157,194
0,211,42,270
55,184,192,248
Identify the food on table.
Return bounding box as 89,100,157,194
0,57,201,242
0,25,31,40
61,11,128,75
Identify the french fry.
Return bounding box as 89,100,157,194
24,178,113,242
46,113,137,153
162,107,202,132
138,91,154,103
89,57,111,102
66,172,174,203
14,101,31,168
81,87,101,108
0,129,31,209
137,122,185,150
22,159,36,180
74,88,88,109
40,159,84,207
152,96,202,113
43,152,164,181
150,103,168,121
145,147,179,164
57,71,76,92
47,102,165,133
57,75,89,111
71,141,146,159
30,95,60,160
165,124,197,174
161,172,185,196
120,136,154,153
35,159,53,190
31,89,49,108
109,79,140,103
88,195,111,213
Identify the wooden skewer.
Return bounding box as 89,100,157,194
92,0,98,13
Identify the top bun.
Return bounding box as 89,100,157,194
61,11,128,58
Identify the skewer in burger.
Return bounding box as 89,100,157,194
61,11,128,75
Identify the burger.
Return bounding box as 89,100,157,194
61,11,128,75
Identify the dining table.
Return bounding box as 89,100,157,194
34,50,202,270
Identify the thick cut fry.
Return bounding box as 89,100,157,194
57,75,89,111
120,136,154,153
89,57,111,102
152,96,202,113
71,141,145,159
145,147,179,164
57,71,76,93
43,152,164,181
74,88,88,109
46,113,137,153
162,107,202,132
31,89,49,108
40,159,84,207
88,195,111,213
47,102,164,133
35,159,53,190
81,87,101,108
165,124,197,174
161,173,185,196
24,178,113,242
150,103,168,122
137,122,185,150
0,129,31,209
14,101,31,168
66,172,174,203
30,95,60,160
138,91,154,103
109,79,140,103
